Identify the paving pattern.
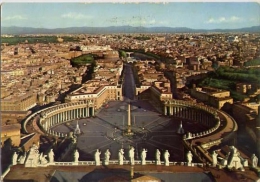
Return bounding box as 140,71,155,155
52,100,186,161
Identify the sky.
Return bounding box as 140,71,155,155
1,2,260,29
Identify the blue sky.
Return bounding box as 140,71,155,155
1,2,260,29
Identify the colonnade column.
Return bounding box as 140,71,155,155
51,116,53,126
80,108,82,118
57,114,59,123
85,107,88,117
76,108,78,118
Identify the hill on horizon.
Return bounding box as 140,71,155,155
1,25,260,34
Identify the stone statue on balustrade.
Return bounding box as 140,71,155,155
164,150,170,166
212,151,218,167
48,149,55,163
74,149,79,163
24,144,40,167
72,135,77,144
18,153,26,164
104,149,111,165
251,153,258,168
129,146,135,165
95,149,101,166
12,152,18,165
226,146,247,171
156,149,161,165
39,152,48,165
141,148,147,165
187,151,193,166
118,148,125,165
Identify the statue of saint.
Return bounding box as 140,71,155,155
72,136,77,144
141,148,147,165
187,151,193,164
156,149,161,165
251,153,258,168
12,152,18,165
18,153,26,164
212,151,218,167
164,150,170,166
39,153,48,165
118,148,124,165
104,149,111,165
95,149,101,166
74,149,79,163
129,146,135,165
48,149,55,163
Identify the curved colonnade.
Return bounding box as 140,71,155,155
23,99,237,145
164,100,221,139
23,100,95,137
163,99,237,164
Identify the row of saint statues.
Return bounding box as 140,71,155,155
12,145,258,169
73,147,193,166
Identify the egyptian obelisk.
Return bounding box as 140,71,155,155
127,103,131,133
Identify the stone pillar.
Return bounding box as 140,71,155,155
48,118,50,129
44,121,47,131
92,107,95,116
50,116,53,127
54,115,56,125
85,107,88,117
63,111,66,121
170,106,173,115
164,106,167,115
80,108,82,118
52,115,55,125
49,117,51,127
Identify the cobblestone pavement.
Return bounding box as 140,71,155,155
53,100,187,161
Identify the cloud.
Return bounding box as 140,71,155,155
158,20,169,25
128,17,157,26
107,16,168,27
249,17,259,22
61,13,92,20
3,15,27,21
206,16,243,24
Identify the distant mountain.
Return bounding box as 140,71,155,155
1,25,260,35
